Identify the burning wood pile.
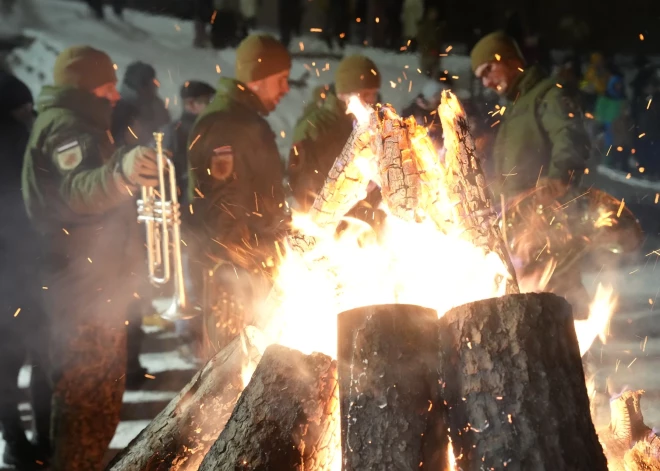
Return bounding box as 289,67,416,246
107,93,649,471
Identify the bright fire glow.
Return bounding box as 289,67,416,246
262,96,510,358
448,440,457,470
574,283,617,356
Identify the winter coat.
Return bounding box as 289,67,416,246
492,65,590,198
112,84,170,148
160,111,198,205
288,90,354,211
21,85,143,327
187,77,288,271
401,0,423,39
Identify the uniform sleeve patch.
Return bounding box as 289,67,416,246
55,140,83,171
210,146,234,181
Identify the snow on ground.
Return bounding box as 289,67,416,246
2,1,660,468
5,0,472,157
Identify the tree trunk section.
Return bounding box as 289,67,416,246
106,327,264,471
337,304,442,470
437,293,607,471
198,344,340,471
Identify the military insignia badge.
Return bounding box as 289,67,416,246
210,146,234,181
55,140,83,171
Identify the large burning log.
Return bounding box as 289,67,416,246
439,91,519,294
437,293,607,470
198,344,340,471
106,327,264,471
337,304,444,470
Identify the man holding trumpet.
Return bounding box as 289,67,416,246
21,46,161,470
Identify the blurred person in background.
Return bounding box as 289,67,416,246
416,6,443,77
162,80,215,205
278,0,303,48
112,61,171,148
21,46,160,470
161,80,215,362
580,52,610,113
401,0,424,52
596,73,632,171
193,0,213,47
186,35,291,356
288,55,382,222
471,31,591,319
111,60,170,389
0,72,51,470
83,0,124,19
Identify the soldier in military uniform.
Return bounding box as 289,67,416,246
471,32,592,318
288,55,382,218
22,46,160,470
187,34,291,356
470,31,590,200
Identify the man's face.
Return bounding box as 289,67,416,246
251,70,291,113
357,88,379,106
92,82,121,107
184,95,213,115
476,61,520,96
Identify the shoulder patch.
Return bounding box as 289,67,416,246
210,146,234,181
55,140,83,171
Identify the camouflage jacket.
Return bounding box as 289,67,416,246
187,77,288,271
492,65,590,198
22,86,144,320
288,90,354,211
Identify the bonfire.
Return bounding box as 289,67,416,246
107,92,650,471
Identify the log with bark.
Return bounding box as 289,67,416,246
106,327,265,471
337,304,444,470
437,293,607,470
198,344,340,471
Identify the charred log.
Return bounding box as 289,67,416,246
337,304,441,470
437,293,607,470
106,327,264,471
198,344,340,471
439,91,519,294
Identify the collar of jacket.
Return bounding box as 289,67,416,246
37,85,112,129
506,65,546,102
207,77,268,117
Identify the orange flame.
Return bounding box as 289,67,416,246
448,440,457,471
574,283,617,356
262,97,510,358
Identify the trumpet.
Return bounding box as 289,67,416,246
137,132,196,321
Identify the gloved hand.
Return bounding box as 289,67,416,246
119,146,159,188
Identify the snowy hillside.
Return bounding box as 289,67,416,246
5,0,472,156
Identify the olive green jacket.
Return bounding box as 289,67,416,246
22,86,143,322
288,90,354,210
493,66,590,198
187,77,287,270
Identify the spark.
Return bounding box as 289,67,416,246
643,336,648,352
556,83,563,88
293,145,299,156
390,81,396,88
62,228,69,235
174,23,180,31
299,41,304,51
445,45,453,52
113,63,118,70
617,198,625,218
408,80,412,93
629,269,639,274
584,168,590,174
164,97,169,109
280,131,286,138
13,308,20,318
535,243,548,260
127,126,138,139
626,173,631,179
42,287,48,290
210,10,217,23
517,67,524,72
370,68,378,76
606,145,612,156
87,257,92,264
628,358,637,368
376,17,380,23
356,17,361,23
310,27,322,32
656,193,659,204
189,134,201,150
640,167,646,173
640,33,645,40
189,204,194,214
145,374,156,379
216,64,221,73
494,53,501,61
648,97,653,109
490,120,501,128
237,83,245,91
585,112,594,119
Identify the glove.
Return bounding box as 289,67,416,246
119,146,159,188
